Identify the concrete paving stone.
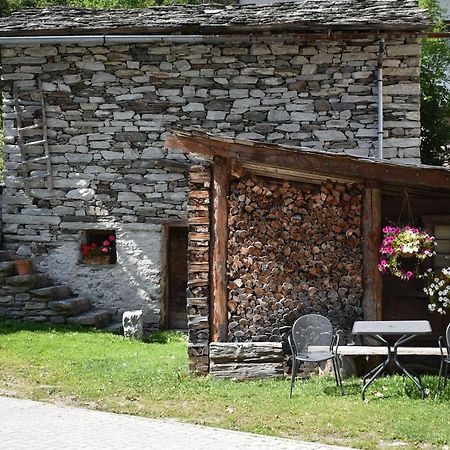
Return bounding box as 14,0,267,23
0,396,355,450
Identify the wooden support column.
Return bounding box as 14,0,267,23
362,181,383,321
210,156,230,342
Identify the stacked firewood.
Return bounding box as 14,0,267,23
227,174,363,342
186,164,211,374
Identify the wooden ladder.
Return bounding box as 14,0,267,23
13,77,54,196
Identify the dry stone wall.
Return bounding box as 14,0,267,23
1,34,420,326
227,175,364,342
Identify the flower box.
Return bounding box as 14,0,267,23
83,255,112,265
81,234,116,265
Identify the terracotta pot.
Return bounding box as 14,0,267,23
83,255,111,265
15,259,33,275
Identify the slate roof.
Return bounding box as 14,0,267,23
0,0,432,36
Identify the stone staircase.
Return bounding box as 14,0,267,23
0,250,113,328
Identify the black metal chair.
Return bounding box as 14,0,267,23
436,323,450,398
288,313,344,398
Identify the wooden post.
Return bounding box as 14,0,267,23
362,181,383,321
210,156,230,342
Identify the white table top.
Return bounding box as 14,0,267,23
352,320,432,336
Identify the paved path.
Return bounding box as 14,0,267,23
0,396,353,450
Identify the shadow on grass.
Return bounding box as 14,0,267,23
147,330,187,344
0,317,93,335
0,317,187,345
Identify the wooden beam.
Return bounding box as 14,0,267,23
165,134,230,159
362,181,383,321
165,132,450,191
210,156,230,342
229,144,450,191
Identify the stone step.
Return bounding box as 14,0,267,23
0,250,15,262
48,297,91,316
0,261,17,278
30,285,72,301
67,309,112,328
3,274,51,293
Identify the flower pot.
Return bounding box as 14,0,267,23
399,251,415,259
83,255,111,265
15,259,33,275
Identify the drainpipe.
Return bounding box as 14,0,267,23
0,34,250,46
376,38,385,160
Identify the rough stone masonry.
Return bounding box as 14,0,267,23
0,33,421,326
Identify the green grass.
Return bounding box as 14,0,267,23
0,318,449,449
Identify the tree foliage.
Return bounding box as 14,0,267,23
419,0,450,165
0,0,197,15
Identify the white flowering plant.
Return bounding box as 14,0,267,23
423,267,450,314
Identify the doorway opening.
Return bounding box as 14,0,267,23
167,226,188,330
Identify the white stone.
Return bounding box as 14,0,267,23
207,111,227,120
384,84,420,96
24,46,58,57
3,214,61,225
232,98,260,108
230,89,249,99
122,310,144,340
75,60,105,71
66,188,95,201
47,118,69,128
313,130,346,141
113,111,134,120
387,44,420,57
118,192,142,202
384,137,421,148
301,64,318,75
92,72,117,84
291,112,317,122
182,103,205,112
267,110,290,122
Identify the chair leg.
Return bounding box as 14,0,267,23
435,358,445,400
334,356,344,396
444,362,449,389
332,359,339,387
290,358,298,399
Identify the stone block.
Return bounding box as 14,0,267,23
384,84,420,96
313,130,347,141
118,192,142,202
24,46,58,57
66,188,95,201
75,60,105,71
122,310,144,340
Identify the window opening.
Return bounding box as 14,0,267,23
81,230,117,265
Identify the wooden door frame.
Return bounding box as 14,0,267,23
161,220,188,330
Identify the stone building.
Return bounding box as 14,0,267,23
0,2,435,338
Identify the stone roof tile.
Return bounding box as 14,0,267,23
0,1,432,36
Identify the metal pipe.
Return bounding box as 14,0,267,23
376,38,385,160
0,34,250,46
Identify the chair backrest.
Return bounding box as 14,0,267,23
291,314,333,356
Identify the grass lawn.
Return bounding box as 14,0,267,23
0,318,449,449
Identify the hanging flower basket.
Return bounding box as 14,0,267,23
378,226,436,280
423,267,450,314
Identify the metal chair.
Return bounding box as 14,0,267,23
436,323,450,398
288,313,344,398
